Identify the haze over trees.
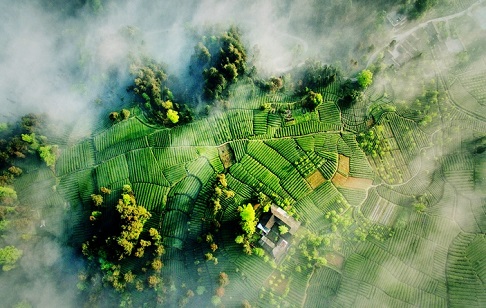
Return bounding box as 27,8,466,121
1,0,485,307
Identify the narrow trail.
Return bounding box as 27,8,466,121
366,0,485,68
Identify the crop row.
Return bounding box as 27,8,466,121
293,197,325,232
229,140,247,162
185,157,214,184
160,210,189,242
147,129,171,147
198,146,224,173
56,140,95,176
95,155,129,188
238,155,285,196
228,109,254,140
253,110,268,135
246,141,293,179
318,101,341,125
126,148,170,186
309,181,341,212
337,187,367,207
132,182,168,212
360,188,380,218
446,233,486,307
340,134,374,178
187,119,218,146
296,135,315,152
93,117,154,152
168,175,201,200
264,138,302,163
162,164,187,185
165,194,194,214
152,147,199,169
305,267,341,307
205,114,232,145
314,133,340,153
386,113,430,156
225,173,253,200
96,136,149,162
274,121,340,138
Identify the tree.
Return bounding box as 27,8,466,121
219,272,229,287
239,203,256,236
0,245,22,271
38,145,56,167
278,225,289,235
303,91,323,110
109,112,119,122
121,109,131,120
166,109,179,124
91,194,103,206
0,186,17,203
357,69,373,89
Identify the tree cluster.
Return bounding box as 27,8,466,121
401,88,440,127
235,203,259,255
297,231,329,268
191,26,247,101
130,57,191,125
209,173,235,216
82,185,165,293
295,60,341,94
406,0,438,19
357,124,391,158
0,114,57,171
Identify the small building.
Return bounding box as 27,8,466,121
257,204,301,262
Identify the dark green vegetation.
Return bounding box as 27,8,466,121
2,0,486,307
190,26,247,101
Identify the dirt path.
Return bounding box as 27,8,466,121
366,0,485,68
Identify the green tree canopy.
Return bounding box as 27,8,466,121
167,109,179,124
304,91,323,110
0,245,22,271
239,203,257,236
357,69,373,89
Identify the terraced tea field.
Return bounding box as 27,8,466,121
9,1,486,306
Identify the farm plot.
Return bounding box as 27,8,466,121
264,138,303,163
227,109,254,139
56,140,95,176
168,175,201,200
446,233,486,307
228,139,248,163
125,147,170,186
96,136,149,162
161,210,189,245
153,147,199,169
95,154,129,188
185,157,215,185
253,109,269,135
318,100,341,125
147,129,171,147
93,117,154,152
305,267,341,307
187,119,217,146
131,182,168,212
361,195,399,226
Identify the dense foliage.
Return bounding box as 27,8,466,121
130,57,191,125
190,26,247,101
81,185,165,293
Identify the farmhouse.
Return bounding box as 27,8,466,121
257,204,301,262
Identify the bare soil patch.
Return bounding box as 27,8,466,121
218,144,235,169
331,171,348,187
307,170,326,189
325,252,344,269
337,154,350,176
343,177,373,189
